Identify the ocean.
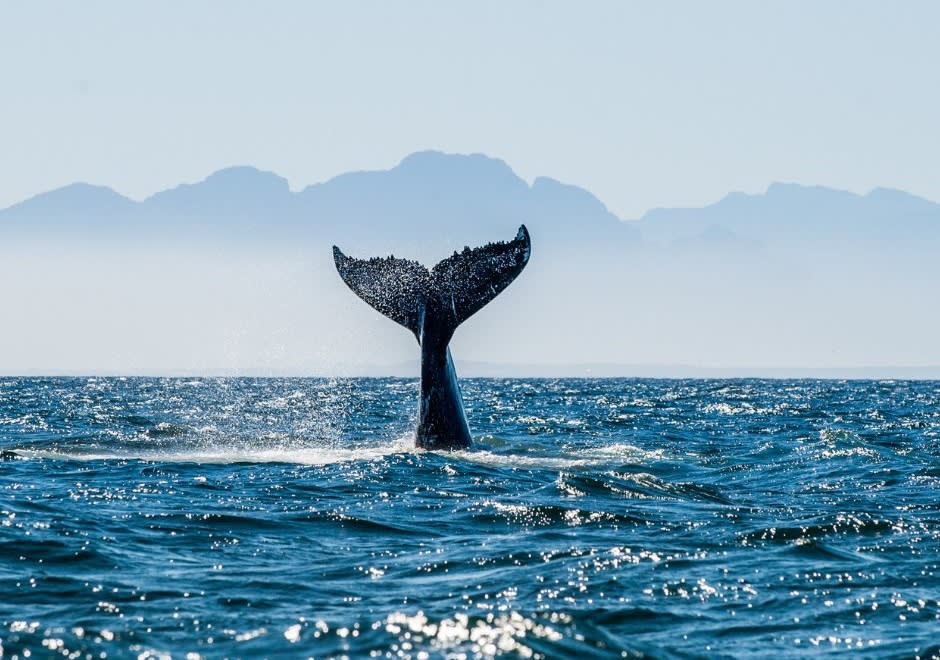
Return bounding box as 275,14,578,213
0,377,938,659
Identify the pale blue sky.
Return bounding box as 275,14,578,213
2,1,938,218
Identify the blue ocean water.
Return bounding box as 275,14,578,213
0,377,938,659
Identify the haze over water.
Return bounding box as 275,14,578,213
2,377,938,658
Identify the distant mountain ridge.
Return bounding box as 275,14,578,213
633,181,940,247
0,152,639,263
4,151,939,253
144,166,293,215
3,150,940,374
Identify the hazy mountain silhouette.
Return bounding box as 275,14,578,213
634,182,940,249
5,152,939,253
2,182,136,236
145,166,293,216
2,150,939,375
0,151,635,255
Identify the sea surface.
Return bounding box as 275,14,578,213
1,377,939,659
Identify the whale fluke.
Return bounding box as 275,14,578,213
333,225,531,450
332,248,431,336
333,225,530,340
431,225,531,330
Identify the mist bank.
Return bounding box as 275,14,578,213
2,151,939,374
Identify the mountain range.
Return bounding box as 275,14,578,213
1,150,939,376
1,151,634,261
4,150,940,253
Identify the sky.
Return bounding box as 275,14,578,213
2,1,939,219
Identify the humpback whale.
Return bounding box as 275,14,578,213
333,226,531,450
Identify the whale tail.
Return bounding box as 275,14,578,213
333,225,531,340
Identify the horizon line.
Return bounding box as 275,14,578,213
3,365,940,380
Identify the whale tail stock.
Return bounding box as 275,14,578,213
332,225,531,341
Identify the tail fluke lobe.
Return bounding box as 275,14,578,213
332,247,430,336
332,225,531,339
431,225,531,328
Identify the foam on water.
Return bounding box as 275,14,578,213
10,434,661,471
439,443,663,471
10,433,416,465
11,444,405,465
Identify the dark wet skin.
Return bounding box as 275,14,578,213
333,226,531,450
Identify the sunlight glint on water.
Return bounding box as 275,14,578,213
1,377,939,658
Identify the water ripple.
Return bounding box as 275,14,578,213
1,377,939,658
